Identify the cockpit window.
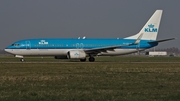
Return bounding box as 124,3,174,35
11,44,20,46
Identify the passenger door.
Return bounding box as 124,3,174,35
26,41,31,50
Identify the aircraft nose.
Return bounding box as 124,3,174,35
4,48,10,53
4,48,12,54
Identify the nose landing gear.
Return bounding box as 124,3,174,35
20,58,24,62
14,55,24,62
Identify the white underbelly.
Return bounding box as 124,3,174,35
99,49,145,56
5,48,145,56
5,49,69,56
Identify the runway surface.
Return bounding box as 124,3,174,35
1,62,180,64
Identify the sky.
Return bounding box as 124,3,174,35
0,0,180,49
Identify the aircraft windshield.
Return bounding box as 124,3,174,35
11,44,20,46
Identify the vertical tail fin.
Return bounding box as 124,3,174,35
125,10,163,40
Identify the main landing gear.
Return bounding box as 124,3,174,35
80,57,95,62
80,58,86,62
89,57,95,62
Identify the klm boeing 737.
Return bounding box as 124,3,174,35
5,10,174,62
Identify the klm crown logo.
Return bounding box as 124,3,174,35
74,53,79,56
144,24,158,32
39,40,48,45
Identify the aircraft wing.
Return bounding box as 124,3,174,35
84,33,143,54
84,41,139,54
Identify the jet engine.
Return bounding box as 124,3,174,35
67,50,86,59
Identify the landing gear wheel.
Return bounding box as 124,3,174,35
89,57,95,62
80,58,86,62
20,58,24,62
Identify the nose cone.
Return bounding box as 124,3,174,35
4,48,10,53
4,46,13,54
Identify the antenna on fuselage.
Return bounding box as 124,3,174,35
83,36,86,39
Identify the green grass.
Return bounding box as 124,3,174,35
0,55,180,62
0,56,180,101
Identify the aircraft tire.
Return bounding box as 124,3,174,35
89,57,95,62
20,58,24,62
80,58,86,62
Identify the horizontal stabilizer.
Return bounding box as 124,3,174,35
148,38,175,44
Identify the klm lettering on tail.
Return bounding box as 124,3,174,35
144,24,158,32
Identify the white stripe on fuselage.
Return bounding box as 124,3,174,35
5,48,145,56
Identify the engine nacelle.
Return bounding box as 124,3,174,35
67,50,86,59
54,55,68,59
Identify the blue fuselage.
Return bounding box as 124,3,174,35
4,38,158,57
6,38,157,50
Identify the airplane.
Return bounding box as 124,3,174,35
4,10,174,62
